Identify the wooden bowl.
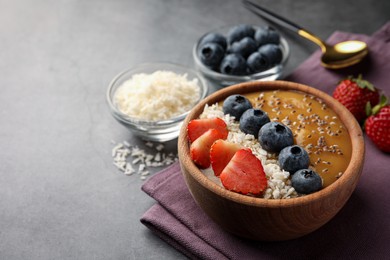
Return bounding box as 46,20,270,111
178,80,365,241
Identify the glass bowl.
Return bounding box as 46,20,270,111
193,25,290,87
107,62,208,142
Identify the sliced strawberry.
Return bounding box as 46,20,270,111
210,140,241,176
190,128,227,168
220,149,267,196
187,117,228,143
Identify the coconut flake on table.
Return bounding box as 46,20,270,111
111,140,178,180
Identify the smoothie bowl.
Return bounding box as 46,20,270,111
177,81,364,241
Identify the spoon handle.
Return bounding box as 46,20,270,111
243,0,327,50
243,0,303,32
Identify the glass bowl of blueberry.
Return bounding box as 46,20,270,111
193,24,290,87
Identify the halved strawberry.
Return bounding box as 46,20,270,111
210,140,241,176
190,128,227,168
220,149,267,196
187,117,228,143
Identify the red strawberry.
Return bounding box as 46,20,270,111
190,128,227,168
333,75,380,123
365,96,390,153
210,140,242,176
187,117,228,143
220,149,267,196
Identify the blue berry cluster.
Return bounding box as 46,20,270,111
198,24,283,76
222,94,323,194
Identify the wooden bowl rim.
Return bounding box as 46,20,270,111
178,80,364,208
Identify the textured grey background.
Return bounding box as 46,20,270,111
0,0,388,259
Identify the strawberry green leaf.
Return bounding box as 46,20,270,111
366,101,372,117
350,74,376,91
379,94,388,106
371,95,388,115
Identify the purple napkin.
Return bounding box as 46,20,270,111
141,21,390,260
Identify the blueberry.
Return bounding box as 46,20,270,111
199,32,227,50
219,53,247,75
198,42,225,70
239,109,270,138
254,26,280,45
247,52,270,73
258,44,283,66
228,37,257,58
227,24,255,44
222,94,253,120
278,145,310,174
291,169,323,194
258,122,294,153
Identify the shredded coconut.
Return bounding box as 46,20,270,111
112,140,178,180
200,103,298,199
114,70,201,121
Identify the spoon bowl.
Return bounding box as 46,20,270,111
321,41,368,69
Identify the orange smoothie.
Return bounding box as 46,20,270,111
244,90,352,187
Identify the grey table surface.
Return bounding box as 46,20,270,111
0,0,389,259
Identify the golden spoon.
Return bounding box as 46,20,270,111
243,0,368,69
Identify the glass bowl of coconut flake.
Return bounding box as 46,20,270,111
107,62,208,142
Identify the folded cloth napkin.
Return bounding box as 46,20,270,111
141,21,390,260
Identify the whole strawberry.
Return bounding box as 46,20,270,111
365,96,390,153
333,75,380,123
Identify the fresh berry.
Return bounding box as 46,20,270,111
247,52,269,73
228,37,257,58
199,32,227,50
254,26,280,46
227,24,255,44
258,44,283,67
196,25,284,76
210,140,242,176
258,122,294,153
291,169,323,194
278,145,310,174
219,53,247,75
222,94,253,120
239,108,270,138
187,117,228,143
365,96,390,153
198,42,225,70
190,128,227,168
220,148,267,195
333,75,380,123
